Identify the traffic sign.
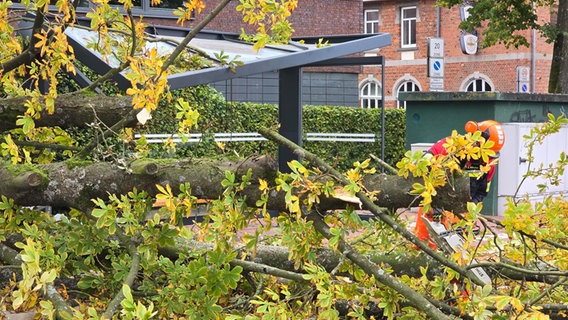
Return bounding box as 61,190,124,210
517,66,530,82
430,77,444,91
428,38,444,58
517,81,530,93
428,57,444,77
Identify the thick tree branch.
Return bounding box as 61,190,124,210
0,155,470,213
0,93,136,132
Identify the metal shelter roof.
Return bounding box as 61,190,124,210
66,22,391,170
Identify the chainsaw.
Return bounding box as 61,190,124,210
422,216,491,285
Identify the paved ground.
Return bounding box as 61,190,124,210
186,207,509,247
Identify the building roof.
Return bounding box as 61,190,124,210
65,23,391,90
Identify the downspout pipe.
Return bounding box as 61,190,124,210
531,2,536,93
531,29,536,92
437,5,441,38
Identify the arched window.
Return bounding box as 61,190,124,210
461,73,494,92
466,79,492,92
396,80,420,109
360,79,382,108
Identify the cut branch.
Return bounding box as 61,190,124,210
0,93,137,132
0,155,470,213
304,208,455,319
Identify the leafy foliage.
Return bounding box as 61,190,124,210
2,0,568,317
236,0,297,50
3,118,568,318
437,0,558,48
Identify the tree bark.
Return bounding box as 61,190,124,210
0,93,137,132
549,1,568,93
0,155,470,212
164,237,563,290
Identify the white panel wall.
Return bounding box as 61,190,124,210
497,123,568,215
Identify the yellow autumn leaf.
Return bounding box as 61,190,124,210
258,178,269,192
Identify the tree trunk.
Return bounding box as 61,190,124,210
549,1,568,93
163,238,562,287
0,155,470,212
0,93,137,132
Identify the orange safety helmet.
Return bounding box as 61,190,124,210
464,120,505,152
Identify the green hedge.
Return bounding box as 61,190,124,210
302,105,406,170
141,87,406,170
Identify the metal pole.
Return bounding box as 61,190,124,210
278,67,303,172
531,1,536,93
381,56,386,168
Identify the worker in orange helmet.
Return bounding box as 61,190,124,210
414,120,506,249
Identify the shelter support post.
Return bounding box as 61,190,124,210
278,67,302,172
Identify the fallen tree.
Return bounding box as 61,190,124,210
2,0,568,316
0,154,470,212
3,125,568,319
0,93,137,132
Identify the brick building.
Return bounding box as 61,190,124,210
360,1,554,108
76,0,554,108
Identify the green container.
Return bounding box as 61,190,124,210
399,91,568,215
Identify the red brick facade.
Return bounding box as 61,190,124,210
359,1,553,108
146,0,553,109
148,0,364,36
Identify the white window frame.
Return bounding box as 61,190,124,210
396,80,420,109
360,79,382,108
20,0,188,18
460,73,494,92
364,9,380,34
465,79,493,92
400,6,417,48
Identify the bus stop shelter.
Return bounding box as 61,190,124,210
66,22,392,170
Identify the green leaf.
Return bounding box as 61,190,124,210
16,116,35,134
40,269,58,284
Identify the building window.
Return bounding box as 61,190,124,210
53,0,185,15
364,9,380,34
461,73,494,92
396,80,420,109
149,0,185,10
360,79,382,108
465,79,493,92
107,0,185,10
401,6,417,48
107,0,141,7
